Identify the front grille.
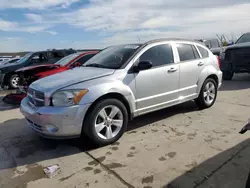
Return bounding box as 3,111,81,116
27,88,45,107
225,48,250,61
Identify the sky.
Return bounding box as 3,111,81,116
0,0,250,52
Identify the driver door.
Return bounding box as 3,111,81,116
134,43,179,115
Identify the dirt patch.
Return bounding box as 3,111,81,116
111,146,119,151
127,153,134,157
142,175,154,184
130,146,136,150
166,152,177,158
94,169,101,174
159,156,166,161
169,127,185,136
111,142,120,146
59,173,76,182
106,151,112,155
151,129,158,133
106,163,126,169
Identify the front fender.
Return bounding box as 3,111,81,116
65,77,136,113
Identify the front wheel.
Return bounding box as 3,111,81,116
195,78,218,109
83,99,128,146
9,74,20,89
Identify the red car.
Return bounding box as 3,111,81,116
3,51,99,104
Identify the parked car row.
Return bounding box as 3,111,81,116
18,38,222,146
0,48,76,89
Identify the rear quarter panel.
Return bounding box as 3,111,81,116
197,55,221,94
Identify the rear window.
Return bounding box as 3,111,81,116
177,44,196,62
197,46,209,58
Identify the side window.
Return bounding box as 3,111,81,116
73,54,96,66
197,46,209,58
177,44,196,62
139,44,174,67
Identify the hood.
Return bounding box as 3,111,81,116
0,62,21,72
16,64,60,72
30,67,115,93
225,42,250,50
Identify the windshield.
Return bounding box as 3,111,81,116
236,33,250,44
16,52,33,64
84,44,141,69
55,53,79,66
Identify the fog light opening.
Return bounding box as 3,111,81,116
45,124,59,133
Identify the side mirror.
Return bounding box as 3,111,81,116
134,61,152,72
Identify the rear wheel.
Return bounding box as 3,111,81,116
83,99,128,146
9,74,20,89
222,71,234,80
195,78,217,109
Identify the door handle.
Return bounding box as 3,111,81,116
198,62,204,66
168,67,178,73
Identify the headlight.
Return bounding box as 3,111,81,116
52,89,88,107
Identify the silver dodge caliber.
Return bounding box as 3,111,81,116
20,39,222,145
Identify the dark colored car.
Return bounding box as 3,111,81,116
17,51,99,88
0,49,76,89
220,32,250,80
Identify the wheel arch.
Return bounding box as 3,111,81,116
84,92,133,124
3,72,18,86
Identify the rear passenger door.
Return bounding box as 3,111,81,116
176,43,205,99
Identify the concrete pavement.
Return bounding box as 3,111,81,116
1,74,250,188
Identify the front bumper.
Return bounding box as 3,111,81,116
20,97,91,139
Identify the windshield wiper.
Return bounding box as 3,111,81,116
85,63,106,68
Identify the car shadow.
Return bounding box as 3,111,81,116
0,101,199,171
220,74,250,91
127,101,199,131
164,138,250,188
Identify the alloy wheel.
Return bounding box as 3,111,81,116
203,81,216,105
94,105,123,140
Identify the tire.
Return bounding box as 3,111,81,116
222,71,234,80
9,74,20,89
83,99,128,146
195,78,218,109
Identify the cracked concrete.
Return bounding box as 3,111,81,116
1,74,250,188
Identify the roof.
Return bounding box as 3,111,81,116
145,38,202,45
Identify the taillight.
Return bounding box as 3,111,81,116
216,55,220,69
